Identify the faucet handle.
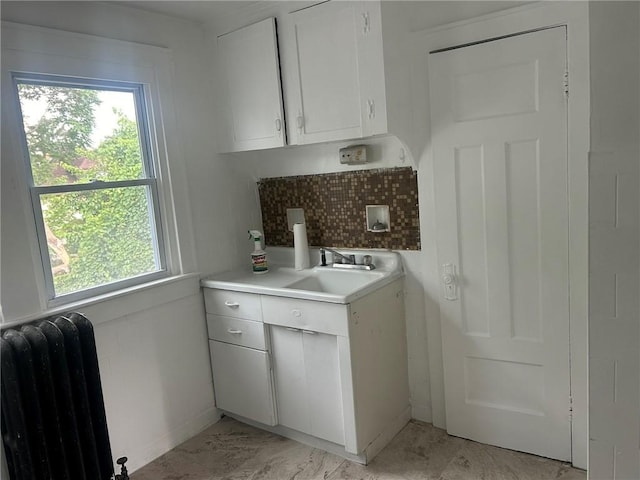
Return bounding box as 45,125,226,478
349,254,356,264
363,255,373,266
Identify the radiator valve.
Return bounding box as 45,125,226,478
114,456,129,480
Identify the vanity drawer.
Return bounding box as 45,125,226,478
261,296,348,337
203,289,262,320
207,314,267,350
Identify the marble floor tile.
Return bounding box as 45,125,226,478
174,418,286,476
326,459,408,480
132,449,218,480
438,441,586,480
370,420,467,479
131,417,587,480
223,442,344,480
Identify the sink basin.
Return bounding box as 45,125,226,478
285,269,384,295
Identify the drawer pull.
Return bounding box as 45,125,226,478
224,301,240,308
285,327,300,332
302,330,316,335
227,329,242,335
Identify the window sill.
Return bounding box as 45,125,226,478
3,273,202,329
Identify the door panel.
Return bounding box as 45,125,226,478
218,18,285,151
210,341,276,426
303,331,344,445
271,326,309,434
282,1,365,144
295,9,361,135
453,60,539,121
429,27,570,461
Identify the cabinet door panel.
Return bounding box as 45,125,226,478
283,2,365,144
271,326,345,445
210,340,276,426
271,327,309,433
303,331,344,445
218,18,285,152
295,8,361,137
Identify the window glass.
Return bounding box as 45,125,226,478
17,84,146,186
15,76,166,301
40,186,159,295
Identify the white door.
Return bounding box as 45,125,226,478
429,27,571,461
217,18,285,152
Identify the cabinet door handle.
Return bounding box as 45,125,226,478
368,99,375,119
285,327,300,332
224,301,240,308
302,330,316,335
275,117,282,132
296,113,304,131
227,329,242,334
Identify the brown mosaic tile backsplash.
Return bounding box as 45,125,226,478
258,167,420,250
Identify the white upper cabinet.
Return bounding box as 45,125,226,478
280,1,387,145
217,18,286,152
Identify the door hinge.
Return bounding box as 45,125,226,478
563,70,569,98
362,12,371,34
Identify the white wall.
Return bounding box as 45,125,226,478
588,2,640,478
0,1,258,472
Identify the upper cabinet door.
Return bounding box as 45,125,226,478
281,1,386,145
218,18,286,152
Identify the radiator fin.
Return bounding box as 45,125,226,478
1,313,115,480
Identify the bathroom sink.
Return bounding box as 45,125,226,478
201,248,403,304
284,269,384,295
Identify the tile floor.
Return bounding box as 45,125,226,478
132,417,587,480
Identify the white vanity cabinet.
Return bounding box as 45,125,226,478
203,290,277,426
217,18,286,152
280,1,387,145
201,274,409,463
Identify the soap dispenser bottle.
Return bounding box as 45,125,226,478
248,230,268,274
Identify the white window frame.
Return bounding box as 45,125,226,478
1,22,196,313
13,74,169,305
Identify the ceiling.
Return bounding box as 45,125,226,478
114,1,301,25
112,1,528,29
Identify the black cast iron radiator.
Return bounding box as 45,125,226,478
1,312,124,480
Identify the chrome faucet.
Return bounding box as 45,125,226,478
319,247,355,266
318,248,376,270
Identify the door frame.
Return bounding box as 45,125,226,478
410,2,589,468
